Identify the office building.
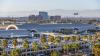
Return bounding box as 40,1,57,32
50,15,61,20
39,11,48,19
28,15,36,20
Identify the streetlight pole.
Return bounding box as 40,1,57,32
11,33,14,38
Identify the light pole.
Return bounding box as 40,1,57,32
11,33,14,38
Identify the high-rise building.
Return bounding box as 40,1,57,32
28,15,36,20
36,15,43,20
39,11,48,19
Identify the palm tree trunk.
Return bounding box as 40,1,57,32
67,49,68,55
4,48,7,56
64,50,66,54
26,49,27,56
75,48,76,56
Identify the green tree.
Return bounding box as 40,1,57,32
23,39,29,49
12,39,18,48
82,35,88,41
64,36,70,41
51,51,59,56
76,36,80,41
43,44,49,49
2,39,8,56
2,39,8,48
54,36,61,45
42,44,49,54
1,51,7,56
48,35,55,44
23,39,29,56
92,44,100,56
32,42,39,51
71,36,77,42
10,49,21,56
62,44,69,54
70,43,80,55
40,36,46,44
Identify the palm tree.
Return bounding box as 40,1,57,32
2,39,8,55
92,44,100,56
70,43,75,52
50,50,59,56
71,36,77,42
62,44,69,54
10,49,21,56
2,39,8,49
88,35,93,40
12,39,18,48
64,36,69,41
42,44,49,55
76,36,80,41
40,35,47,45
54,36,61,46
32,42,39,51
70,43,80,55
82,35,88,41
43,44,49,49
54,36,61,43
48,35,55,44
1,51,7,56
23,39,29,56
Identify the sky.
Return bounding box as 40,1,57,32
0,0,100,16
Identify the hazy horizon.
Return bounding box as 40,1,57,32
0,0,100,17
